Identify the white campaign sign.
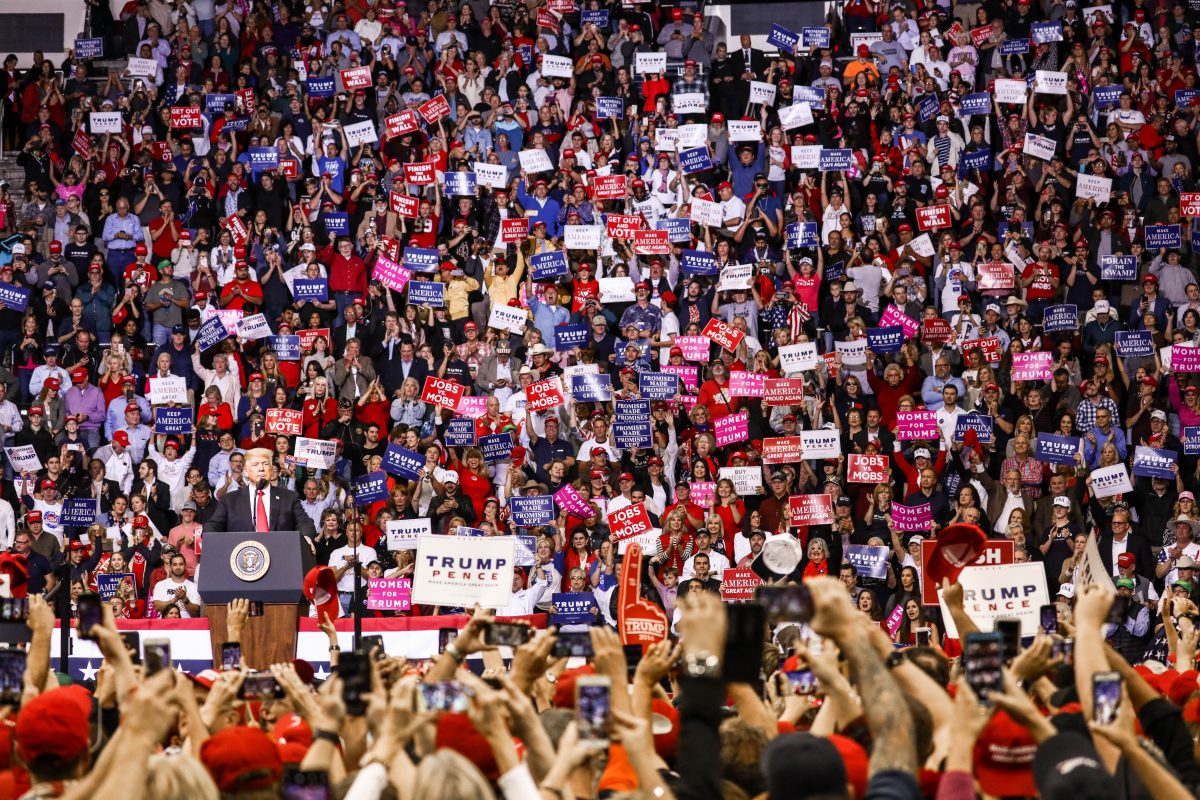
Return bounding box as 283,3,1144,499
678,124,707,147
148,375,188,404
599,277,636,303
779,103,814,130
564,225,602,250
689,197,725,227
994,78,1028,104
5,446,42,473
1034,70,1068,95
938,562,1049,638
834,338,867,365
343,119,379,146
1076,174,1112,203
126,57,158,77
474,162,508,189
800,430,841,459
235,313,273,340
488,304,528,334
540,54,573,78
749,81,777,105
1090,463,1134,498
387,519,432,551
90,112,123,133
655,127,679,152
412,534,516,608
727,120,762,142
790,145,821,169
635,51,667,75
1022,132,1057,161
295,438,336,468
717,263,753,292
518,149,554,173
719,467,763,495
908,233,936,258
778,342,819,374
673,93,707,114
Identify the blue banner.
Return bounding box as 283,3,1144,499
1115,330,1154,358
0,284,29,313
509,495,555,527
75,38,104,59
1042,304,1078,333
480,432,514,463
867,326,904,353
818,149,853,171
1100,255,1137,280
785,222,819,249
1185,427,1200,455
196,315,229,351
1031,21,1062,43
353,471,389,505
248,147,278,172
960,149,993,173
381,443,424,480
1036,433,1079,465
307,76,336,97
581,9,608,27
1132,445,1177,479
445,171,477,196
1000,39,1029,55
656,217,691,242
515,535,537,566
554,323,589,351
596,96,624,119
293,278,328,302
954,412,994,443
767,24,800,53
407,280,445,307
265,335,301,360
681,249,718,276
678,146,713,174
154,407,193,435
205,93,237,113
551,592,597,625
801,27,831,49
844,545,888,579
1093,85,1123,109
1177,89,1200,109
959,92,991,115
613,400,652,448
638,372,678,400
221,116,250,132
571,373,612,402
530,251,569,282
445,417,477,447
918,93,939,122
61,498,99,527
792,86,825,107
1146,224,1181,249
322,212,349,235
403,247,440,271
825,259,845,282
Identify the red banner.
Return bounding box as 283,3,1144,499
537,7,561,30
151,141,172,163
921,317,954,344
389,191,419,217
789,494,834,526
968,335,1003,365
418,95,451,124
764,378,807,406
223,213,249,245
340,66,372,91
969,25,992,47
606,213,643,239
720,568,763,601
633,229,670,255
280,158,299,179
847,454,890,483
525,377,564,412
608,502,653,542
170,106,202,128
501,217,530,243
265,408,303,436
404,162,436,185
236,88,255,110
421,376,465,410
594,175,627,200
916,203,952,231
702,318,745,353
384,110,420,139
298,327,330,353
71,129,92,158
761,436,804,464
1182,193,1200,218
618,543,668,645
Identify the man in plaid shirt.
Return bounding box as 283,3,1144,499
1075,379,1120,437
672,59,709,106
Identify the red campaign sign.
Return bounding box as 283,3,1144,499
223,213,249,245
236,88,255,110
384,110,420,139
389,191,419,217
380,236,402,261
265,408,303,436
702,318,745,353
71,129,92,158
418,94,451,124
847,454,890,483
978,262,1014,290
720,568,763,602
821,351,839,380
916,204,952,231
340,66,372,91
1182,193,1200,218
922,318,954,344
280,158,299,178
790,494,834,526
969,336,1003,365
920,539,1014,605
618,543,669,645
298,327,330,353
404,162,436,185
764,378,807,406
607,213,644,239
151,141,172,163
762,436,805,464
501,217,530,243
421,376,465,410
633,229,670,255
969,25,992,48
170,106,202,128
548,0,575,11
594,175,626,200
536,7,561,31
609,502,653,542
525,377,564,412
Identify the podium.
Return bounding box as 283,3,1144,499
198,531,315,670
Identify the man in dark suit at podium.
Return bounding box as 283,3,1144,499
205,448,316,537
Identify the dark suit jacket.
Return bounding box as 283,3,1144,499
732,47,768,80
1098,533,1155,584
204,484,316,538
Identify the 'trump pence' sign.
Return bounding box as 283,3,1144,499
412,534,516,608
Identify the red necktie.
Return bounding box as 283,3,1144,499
256,490,269,532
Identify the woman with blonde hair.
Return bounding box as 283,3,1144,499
145,754,220,800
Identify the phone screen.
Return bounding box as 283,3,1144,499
221,642,242,672
994,619,1021,663
77,593,102,640
0,650,27,706
247,601,264,617
484,623,533,648
576,680,611,744
338,653,370,716
723,604,766,683
1053,636,1075,665
963,633,1004,704
144,639,171,675
0,598,28,622
120,632,141,664
915,627,931,647
438,628,458,652
1039,604,1058,635
239,673,284,700
1106,595,1129,626
1092,671,1121,725
420,681,470,712
552,632,593,658
360,635,385,660
282,770,330,800
755,585,813,624
786,669,817,695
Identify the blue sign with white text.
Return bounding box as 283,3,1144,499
638,372,678,400
1042,304,1078,333
62,498,99,526
818,149,853,171
403,247,440,271
248,148,279,172
353,471,388,505
307,77,336,97
154,407,193,435
679,147,713,174
1132,446,1177,479
596,97,624,119
767,24,800,53
479,433,514,463
1036,433,1079,465
1146,224,1181,249
681,249,718,275
407,280,445,307
786,222,819,249
510,495,556,527
1115,330,1154,358
322,212,349,235
530,251,569,282
445,172,477,196
445,417,477,447
381,444,425,480
555,323,589,351
867,326,904,353
265,335,301,360
196,315,229,351
293,278,328,302
954,412,994,443
959,92,991,115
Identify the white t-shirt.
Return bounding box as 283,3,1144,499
150,577,202,618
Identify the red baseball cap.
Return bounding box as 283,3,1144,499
15,686,92,766
925,523,987,587
200,726,284,792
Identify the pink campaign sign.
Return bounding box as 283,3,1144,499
894,410,940,440
555,484,594,517
367,578,412,611
714,410,749,447
661,364,699,391
729,371,766,397
891,502,932,531
879,305,919,338
674,336,711,362
373,255,413,293
1011,351,1053,381
1173,346,1200,373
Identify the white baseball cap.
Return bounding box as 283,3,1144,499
1094,300,1111,314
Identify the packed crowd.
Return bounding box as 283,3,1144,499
0,0,1196,794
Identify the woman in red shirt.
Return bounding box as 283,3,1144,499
301,375,338,438
454,447,494,523
355,378,390,432
713,478,746,558
696,360,741,420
